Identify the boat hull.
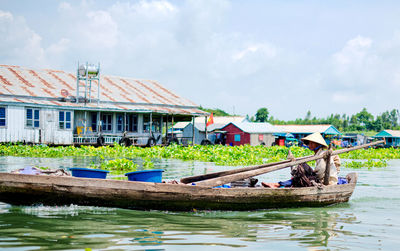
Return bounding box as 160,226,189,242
0,173,357,211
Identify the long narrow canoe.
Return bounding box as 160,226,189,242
0,172,357,211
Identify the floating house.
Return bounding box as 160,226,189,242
373,130,400,148
340,133,368,147
0,64,206,145
274,124,341,143
221,122,280,146
172,116,247,145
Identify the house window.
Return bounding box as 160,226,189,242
143,114,150,133
125,114,138,132
234,134,241,142
117,114,124,132
0,107,5,127
26,108,40,128
59,111,71,129
91,112,98,132
101,114,113,132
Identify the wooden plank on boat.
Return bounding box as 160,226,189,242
192,140,383,187
180,156,308,184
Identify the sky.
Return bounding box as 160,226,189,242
1,0,400,120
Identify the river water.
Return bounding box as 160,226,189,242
0,156,399,250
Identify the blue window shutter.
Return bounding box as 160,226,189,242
27,109,32,119
0,108,5,118
66,122,71,129
234,134,241,142
34,110,39,120
59,111,64,121
66,112,71,121
34,120,39,128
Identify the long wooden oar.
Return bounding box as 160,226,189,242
193,139,385,187
180,156,308,184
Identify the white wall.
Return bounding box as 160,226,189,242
0,105,73,145
250,133,275,146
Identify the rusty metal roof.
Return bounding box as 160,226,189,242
0,64,206,116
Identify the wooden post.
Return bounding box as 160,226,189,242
205,116,208,140
97,111,101,133
123,112,126,132
165,115,168,145
192,116,195,146
149,113,152,135
323,144,332,185
171,115,174,139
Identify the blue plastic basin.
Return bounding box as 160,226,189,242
125,169,164,183
69,167,109,179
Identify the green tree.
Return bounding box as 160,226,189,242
199,107,230,116
390,109,399,128
304,110,311,123
374,116,383,131
379,111,391,129
255,108,269,122
355,108,374,130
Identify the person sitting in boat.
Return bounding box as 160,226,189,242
262,132,341,188
301,132,341,186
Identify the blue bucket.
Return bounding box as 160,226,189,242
69,167,109,179
125,169,164,183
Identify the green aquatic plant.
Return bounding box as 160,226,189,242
344,159,388,169
0,143,397,167
92,158,138,172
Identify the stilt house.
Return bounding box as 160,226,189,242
0,64,206,145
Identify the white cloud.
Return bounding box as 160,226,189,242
333,35,373,67
0,10,13,21
232,43,277,61
2,1,400,119
84,11,118,49
0,10,46,66
58,2,72,12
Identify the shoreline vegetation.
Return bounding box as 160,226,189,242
231,107,400,133
0,144,395,171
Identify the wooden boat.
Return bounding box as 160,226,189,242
0,172,357,211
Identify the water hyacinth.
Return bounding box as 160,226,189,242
0,144,313,166
0,143,397,168
95,158,138,172
344,159,388,169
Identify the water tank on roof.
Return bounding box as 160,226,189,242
78,64,99,77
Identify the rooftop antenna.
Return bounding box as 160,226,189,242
76,62,100,105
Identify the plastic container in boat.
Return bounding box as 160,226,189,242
69,167,109,179
125,169,164,183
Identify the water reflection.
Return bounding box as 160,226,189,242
0,203,360,250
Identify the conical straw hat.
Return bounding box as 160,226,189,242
301,132,328,147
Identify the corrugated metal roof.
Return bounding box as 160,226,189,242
173,122,191,129
274,124,340,134
173,122,226,132
229,122,280,134
0,65,206,116
173,116,249,132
